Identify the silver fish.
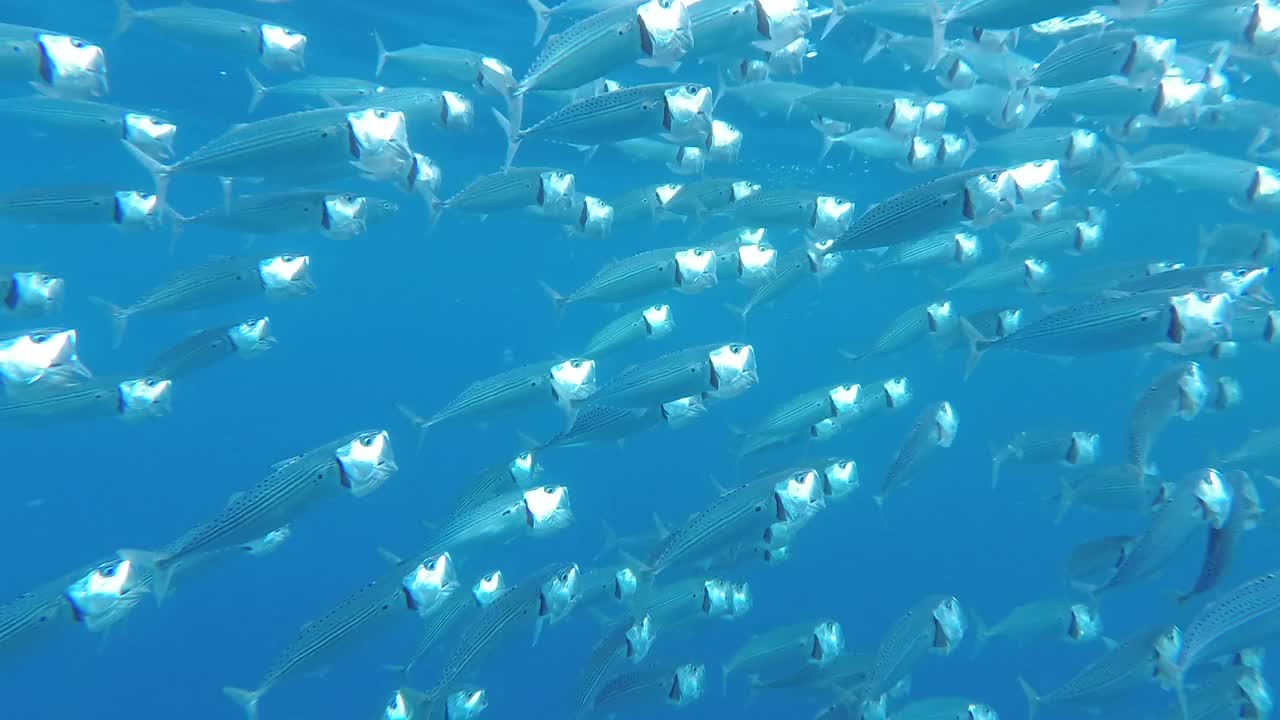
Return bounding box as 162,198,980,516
588,342,755,408
451,452,544,515
545,246,717,311
1127,362,1209,476
1051,464,1161,523
843,300,957,362
971,598,1103,656
1179,470,1263,603
0,97,177,160
0,327,92,396
435,167,574,218
867,595,967,699
1019,625,1173,719
877,401,959,506
244,70,385,114
115,1,306,71
991,429,1101,489
372,32,514,100
722,619,845,691
592,663,706,713
0,186,159,229
571,614,653,719
145,317,275,381
0,376,171,425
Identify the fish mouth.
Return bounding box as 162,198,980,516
638,15,654,58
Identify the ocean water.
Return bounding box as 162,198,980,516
2,2,1279,720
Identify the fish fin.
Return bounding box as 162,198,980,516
863,25,892,63
118,548,173,603
528,0,553,46
821,0,847,40
490,107,522,171
113,0,135,37
1018,677,1041,720
537,280,568,322
222,687,262,720
120,140,171,214
376,547,403,566
394,402,431,453
959,317,990,381
372,30,388,78
593,520,620,562
1053,475,1075,525
969,612,990,659
244,68,268,114
164,205,188,255
990,443,1011,489
89,297,130,349
925,0,947,71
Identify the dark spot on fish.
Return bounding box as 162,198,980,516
638,16,653,57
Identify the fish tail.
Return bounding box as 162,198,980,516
821,0,847,40
222,687,262,720
1018,677,1041,720
244,68,268,114
1053,474,1075,525
117,548,173,603
537,280,568,321
959,317,990,381
989,444,1010,489
925,0,947,71
120,140,172,214
90,297,130,349
527,0,553,46
394,402,431,453
165,205,189,256
862,25,892,62
113,0,135,37
372,30,388,78
721,664,732,695
721,302,750,334
490,107,522,171
1173,672,1191,720
969,611,990,658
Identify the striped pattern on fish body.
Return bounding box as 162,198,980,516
430,581,541,698
982,599,1079,642
582,309,655,357
414,490,531,563
795,86,905,128
1108,263,1261,296
1100,472,1211,592
1180,473,1261,602
978,127,1081,163
1020,626,1167,710
145,326,237,380
1127,362,1203,476
873,233,966,270
1172,571,1280,679
541,404,657,449
251,75,382,107
142,433,370,568
848,303,934,361
111,256,267,319
0,379,128,422
647,481,781,576
438,167,558,213
641,577,721,625
750,651,874,691
572,617,636,718
591,666,674,712
1039,77,1159,122
747,386,838,437
977,291,1175,357
739,248,821,317
558,247,683,306
0,186,135,224
0,97,158,135
169,108,352,177
684,0,757,59
664,178,745,217
831,168,1000,253
588,343,718,408
0,571,80,656
121,4,271,54
452,458,537,515
877,402,949,503
1030,30,1139,88
178,191,331,234
231,574,408,701
401,592,478,675
414,361,556,429
725,188,817,227
519,3,642,94
1054,465,1157,520
723,621,822,681
867,594,949,697
518,83,681,146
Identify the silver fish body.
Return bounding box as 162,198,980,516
867,595,967,699
1019,625,1172,716
0,186,159,228
116,2,306,71
592,663,706,712
990,429,1101,488
145,317,275,381
1127,362,1209,476
1179,471,1263,603
876,401,958,505
0,97,177,160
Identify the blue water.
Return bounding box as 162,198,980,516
2,2,1279,719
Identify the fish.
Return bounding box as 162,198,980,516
1019,625,1174,719
544,246,717,313
571,614,654,719
1127,362,1210,477
372,32,514,101
534,404,665,450
877,401,958,506
870,231,983,271
173,191,394,240
0,97,177,160
0,327,92,396
451,452,543,515
434,167,575,218
1220,425,1280,467
1178,468,1263,603
1007,219,1104,256
244,71,385,114
990,429,1101,489
887,698,999,720
114,1,307,71
395,569,508,676
587,342,756,408
412,485,574,564
145,317,276,381
0,376,171,425
970,598,1103,656
117,430,397,599
645,477,792,577
0,185,160,229
1051,464,1161,523
1,269,63,319
843,300,957,362
1196,224,1280,265
866,595,967,701
722,619,845,691
90,254,314,347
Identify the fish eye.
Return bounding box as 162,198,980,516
426,559,437,570
686,84,699,92
543,486,555,494
986,172,999,180
71,38,86,48
571,360,581,368
360,435,375,446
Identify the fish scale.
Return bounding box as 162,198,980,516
831,168,999,252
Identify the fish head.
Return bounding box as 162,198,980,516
523,485,574,532
241,526,291,556
123,113,177,162
538,563,581,621
732,58,771,84
1153,74,1208,125
708,342,758,400
811,620,845,664
762,544,790,564
933,401,959,448
0,328,91,391
775,468,826,522
667,663,706,706
706,119,743,164
347,108,413,181
881,376,913,410
735,243,778,287
886,98,924,137
116,377,172,420
637,0,694,68
1168,291,1232,350
258,24,307,72
963,704,998,720
1072,221,1104,255
811,195,854,240
1154,626,1184,683
810,418,839,440
439,91,474,133
762,520,794,549
729,581,753,616
471,569,507,607
64,558,147,632
921,101,949,135
1131,35,1176,77
477,56,516,98
530,170,576,218
671,145,705,175
662,84,713,144
1248,0,1280,54
508,451,542,488
257,254,316,297
401,153,443,202
730,181,762,205
674,247,719,293
549,357,597,408
573,196,614,238
382,689,413,720
321,193,368,240
1174,363,1210,419
227,316,275,357
827,383,860,417
700,578,734,617
767,37,813,77
1194,467,1234,529
1215,265,1271,301
992,308,1024,338
113,190,159,229
859,693,889,720
926,300,957,336
625,614,655,662
753,0,811,52
1066,603,1103,642
964,169,1018,223
936,56,977,91
641,304,676,340
1023,257,1053,292
443,689,487,720
820,458,859,499
931,596,967,653
654,183,682,213
1007,159,1066,211
1214,376,1243,411
401,552,459,616
36,34,107,99
907,136,940,171
952,232,982,265
336,430,398,496
940,132,973,169
7,271,64,317
660,394,708,429
613,567,639,603
1066,431,1101,467
1065,128,1101,169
